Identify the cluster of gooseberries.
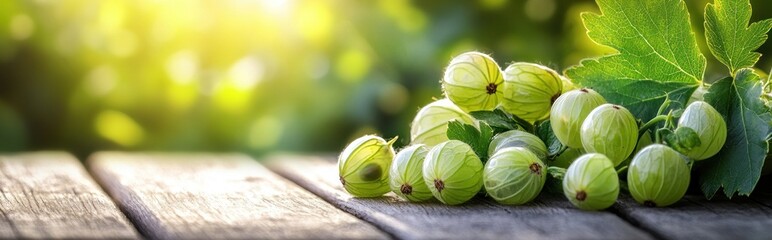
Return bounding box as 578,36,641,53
338,51,727,210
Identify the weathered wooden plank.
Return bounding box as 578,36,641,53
88,152,389,240
265,155,653,240
614,193,772,240
0,152,138,239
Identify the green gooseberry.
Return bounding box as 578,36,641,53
441,51,504,112
628,144,690,207
561,76,578,93
487,130,548,160
580,104,638,167
500,62,563,122
389,145,433,202
563,153,619,211
677,101,727,160
550,88,607,148
410,98,476,147
338,135,396,197
423,140,484,205
550,147,585,168
483,147,546,205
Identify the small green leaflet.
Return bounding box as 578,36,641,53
447,120,494,162
565,0,705,122
470,108,534,133
536,120,563,156
702,69,771,199
704,0,772,75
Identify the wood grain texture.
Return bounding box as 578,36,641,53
614,193,772,240
265,155,653,240
0,152,138,239
88,152,388,240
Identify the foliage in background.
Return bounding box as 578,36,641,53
0,0,770,160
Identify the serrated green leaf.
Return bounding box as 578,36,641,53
704,0,772,75
701,68,771,199
565,0,705,122
447,120,494,163
469,109,519,131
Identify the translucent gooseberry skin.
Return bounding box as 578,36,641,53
561,76,578,93
441,51,504,112
338,135,395,197
483,147,546,205
580,104,638,167
389,145,433,202
410,99,476,147
628,144,690,207
550,89,607,148
487,130,548,160
677,101,727,160
500,63,563,122
563,153,619,211
423,140,484,205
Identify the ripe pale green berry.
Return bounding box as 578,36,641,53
550,88,607,148
500,62,563,122
483,147,546,205
677,101,727,160
563,153,619,211
627,144,690,207
338,135,396,197
550,147,585,168
389,145,433,202
580,104,638,167
487,130,548,160
423,140,484,205
441,51,504,112
410,99,476,147
561,76,578,93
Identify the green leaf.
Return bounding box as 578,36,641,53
704,0,772,75
701,68,772,199
447,120,495,163
565,0,705,122
470,108,534,133
663,127,702,153
536,120,563,156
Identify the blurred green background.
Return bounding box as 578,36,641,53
0,0,770,158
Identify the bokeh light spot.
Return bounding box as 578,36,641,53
229,56,265,90
248,115,283,150
84,65,118,97
10,14,35,41
166,50,200,85
525,0,556,22
336,49,371,83
95,110,145,147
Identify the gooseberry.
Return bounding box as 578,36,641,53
410,98,476,147
441,51,504,112
580,104,638,166
627,144,690,207
389,145,433,202
676,101,727,160
500,63,563,122
423,140,484,205
563,153,619,211
338,135,396,197
550,147,585,168
550,88,606,148
487,130,548,160
483,147,546,205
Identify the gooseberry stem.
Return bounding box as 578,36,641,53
639,115,668,136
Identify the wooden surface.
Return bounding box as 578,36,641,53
614,194,772,240
88,152,388,240
0,152,138,239
265,155,653,240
